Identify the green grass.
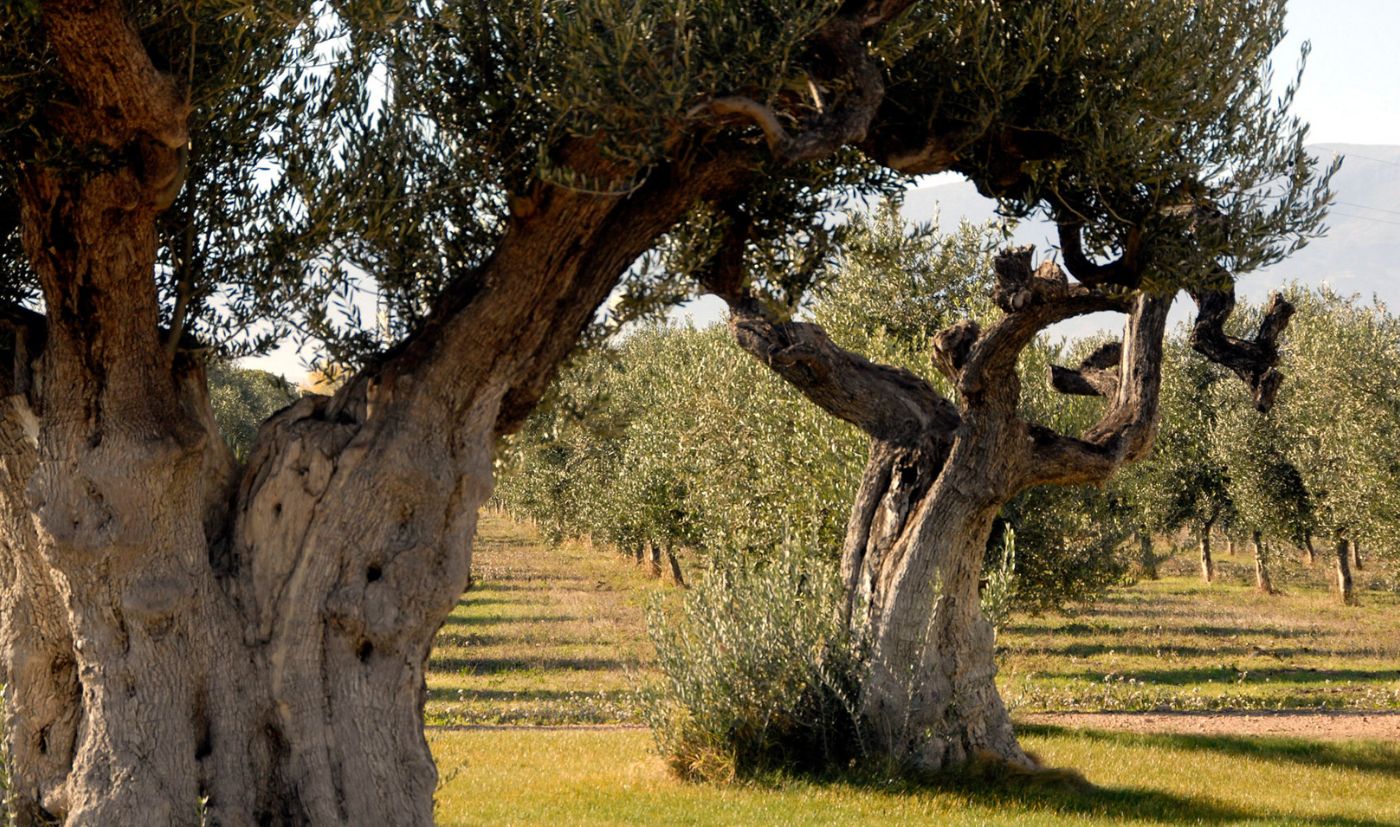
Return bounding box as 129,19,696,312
426,518,1400,823
433,517,1400,723
425,514,665,725
999,556,1400,713
429,726,1400,825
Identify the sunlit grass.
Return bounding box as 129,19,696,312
429,727,1400,826
425,513,665,725
1000,559,1400,713
426,518,1400,824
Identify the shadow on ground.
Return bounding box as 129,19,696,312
1020,723,1400,777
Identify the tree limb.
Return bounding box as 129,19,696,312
695,202,960,445
1025,293,1173,487
727,303,960,445
1056,219,1143,289
40,0,188,150
1048,341,1122,397
688,17,884,166
1189,282,1293,411
954,247,1131,402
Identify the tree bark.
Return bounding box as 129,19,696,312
0,8,763,819
713,249,1175,771
1351,540,1363,571
1335,538,1355,605
1252,531,1274,594
1137,531,1157,580
1199,521,1216,584
1304,532,1316,566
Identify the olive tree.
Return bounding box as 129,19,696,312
1273,289,1400,603
692,2,1329,769
0,2,1087,822
0,1,1330,822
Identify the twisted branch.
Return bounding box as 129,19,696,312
1189,282,1293,411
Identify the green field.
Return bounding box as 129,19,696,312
427,727,1400,826
426,515,1400,824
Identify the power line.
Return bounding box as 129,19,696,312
1337,152,1400,168
1328,209,1400,228
1335,200,1400,217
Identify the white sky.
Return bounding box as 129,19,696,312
1275,0,1400,146
245,0,1400,383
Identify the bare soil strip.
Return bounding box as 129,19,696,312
1020,711,1400,741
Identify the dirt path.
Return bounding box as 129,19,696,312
1021,711,1400,741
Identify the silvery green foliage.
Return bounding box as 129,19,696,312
979,528,1018,636
207,364,300,459
0,1,320,351
3,0,1333,373
498,206,1137,609
495,204,994,557
1114,338,1237,537
641,544,861,780
1272,288,1400,554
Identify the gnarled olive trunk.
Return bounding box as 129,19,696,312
715,252,1189,771
840,433,1025,770
1335,537,1355,605
0,24,757,816
1252,531,1274,594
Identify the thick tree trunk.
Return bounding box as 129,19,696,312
839,436,1029,771
1252,531,1274,594
1351,540,1363,571
1335,538,1355,605
0,398,81,824
1137,531,1157,580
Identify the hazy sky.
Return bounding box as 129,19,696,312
248,1,1400,381
1276,0,1400,145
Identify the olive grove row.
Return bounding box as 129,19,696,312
494,207,1400,607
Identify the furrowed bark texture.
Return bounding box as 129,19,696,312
718,248,1174,771
1335,538,1355,605
1,151,756,825
0,3,769,821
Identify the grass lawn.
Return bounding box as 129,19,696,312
429,726,1400,826
425,514,664,726
999,567,1400,713
432,515,1400,723
426,515,1400,824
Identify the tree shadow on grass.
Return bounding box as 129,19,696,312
425,686,635,703
800,751,1395,826
1012,642,1350,659
428,655,630,675
440,613,581,628
1019,723,1400,777
1041,666,1400,686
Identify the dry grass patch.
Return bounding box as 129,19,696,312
425,513,665,725
999,554,1400,713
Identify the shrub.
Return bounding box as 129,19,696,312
641,545,863,781
980,528,1019,635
